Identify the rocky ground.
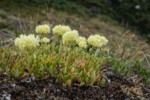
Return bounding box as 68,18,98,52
0,68,150,100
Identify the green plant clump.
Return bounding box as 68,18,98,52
0,24,149,86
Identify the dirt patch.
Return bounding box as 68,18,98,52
0,72,149,100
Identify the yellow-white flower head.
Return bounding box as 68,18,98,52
52,25,71,36
78,41,87,48
76,36,86,43
41,37,50,43
35,24,50,35
87,35,108,48
76,36,87,48
62,30,79,45
14,34,40,50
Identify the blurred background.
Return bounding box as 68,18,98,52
0,0,150,42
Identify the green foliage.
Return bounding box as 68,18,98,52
0,44,105,85
0,42,150,85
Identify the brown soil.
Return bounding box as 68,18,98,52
0,73,149,100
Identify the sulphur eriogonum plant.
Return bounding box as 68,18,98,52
1,24,150,85
10,24,110,86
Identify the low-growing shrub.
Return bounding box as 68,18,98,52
0,24,149,86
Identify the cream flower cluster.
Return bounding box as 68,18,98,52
87,35,108,48
35,24,50,35
14,24,109,51
15,34,40,50
78,41,87,48
76,36,86,43
41,37,50,43
76,36,87,48
52,25,71,36
62,30,79,45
